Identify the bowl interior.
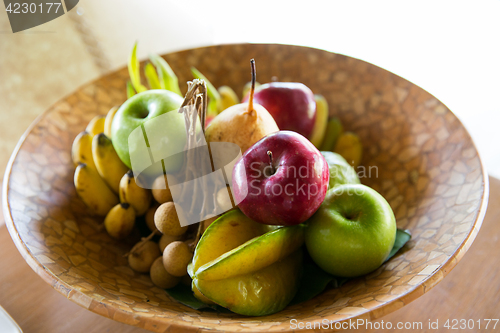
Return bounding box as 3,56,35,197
3,44,487,332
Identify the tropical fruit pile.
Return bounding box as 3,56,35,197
71,43,409,316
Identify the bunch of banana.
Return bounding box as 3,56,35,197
71,108,126,209
73,106,159,240
73,114,123,211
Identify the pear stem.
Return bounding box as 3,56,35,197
247,59,256,115
267,150,275,174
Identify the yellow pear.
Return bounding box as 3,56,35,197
205,59,279,155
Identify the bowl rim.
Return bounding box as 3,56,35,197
2,42,490,332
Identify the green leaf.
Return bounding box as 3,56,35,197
385,229,411,262
165,284,230,312
126,81,136,99
289,256,348,305
291,228,411,305
128,42,147,93
191,67,221,113
149,54,182,96
144,62,161,89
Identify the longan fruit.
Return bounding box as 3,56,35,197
150,257,180,289
145,203,160,232
152,174,173,204
154,202,188,236
159,233,183,252
128,240,161,273
163,241,193,277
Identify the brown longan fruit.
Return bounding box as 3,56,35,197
152,174,173,204
163,241,193,277
159,233,183,252
128,240,161,273
150,257,180,289
145,203,160,232
154,202,188,236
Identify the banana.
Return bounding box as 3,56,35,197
309,94,329,148
119,170,152,216
104,106,119,138
71,131,97,170
334,132,363,168
319,117,343,151
104,203,136,239
242,81,261,99
92,133,129,193
217,86,239,112
74,163,119,216
86,115,105,137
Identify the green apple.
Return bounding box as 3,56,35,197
321,151,360,189
305,184,396,277
190,209,304,316
111,90,185,180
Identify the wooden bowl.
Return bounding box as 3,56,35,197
3,44,488,332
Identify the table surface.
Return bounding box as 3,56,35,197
0,177,499,332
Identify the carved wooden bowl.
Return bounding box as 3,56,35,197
3,44,488,332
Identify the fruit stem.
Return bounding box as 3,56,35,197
246,59,256,115
122,231,158,257
267,150,275,174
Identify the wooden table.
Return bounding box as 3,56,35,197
1,177,499,333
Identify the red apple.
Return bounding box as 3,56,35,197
232,130,329,226
243,82,317,138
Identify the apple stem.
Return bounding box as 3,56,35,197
267,150,275,174
247,59,256,115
